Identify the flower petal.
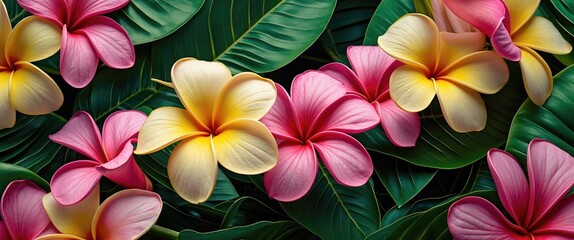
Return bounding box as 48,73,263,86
102,110,146,158
263,142,317,202
487,148,529,226
513,17,572,55
5,16,61,64
491,19,521,61
60,26,99,88
35,234,84,240
49,111,106,162
10,62,63,115
389,65,436,112
0,71,15,130
312,95,379,134
378,14,438,73
42,186,99,239
78,16,135,69
97,142,152,190
310,131,373,187
532,195,574,237
171,58,231,129
375,100,420,147
213,72,276,126
0,222,8,240
68,0,130,23
347,46,401,98
519,47,552,106
134,107,208,155
526,139,574,228
435,80,486,132
213,119,278,175
93,189,161,240
503,0,539,33
448,196,530,240
439,51,509,94
437,32,485,70
319,62,366,96
168,136,217,204
17,0,66,26
50,160,102,205
260,83,301,142
291,71,346,133
0,2,12,67
1,180,50,240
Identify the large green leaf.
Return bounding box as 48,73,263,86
363,0,414,45
220,197,285,228
178,221,316,240
151,0,336,78
5,0,28,24
381,196,451,228
538,0,574,66
280,165,379,239
113,0,205,45
0,163,49,192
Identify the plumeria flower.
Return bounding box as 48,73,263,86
444,0,572,105
0,180,58,240
18,0,136,88
0,1,63,130
430,0,475,33
448,139,574,239
38,185,162,240
260,71,380,202
377,13,509,132
134,58,278,204
319,46,420,147
49,110,152,206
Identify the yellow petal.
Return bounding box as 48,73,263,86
168,136,217,204
439,51,509,94
389,65,436,112
10,62,63,115
35,234,84,240
435,80,487,132
213,119,278,175
5,16,60,65
503,0,539,33
0,70,15,130
171,58,231,129
378,13,438,73
42,185,100,239
0,1,12,67
213,72,276,127
519,47,552,106
134,107,209,155
513,17,572,55
437,32,485,71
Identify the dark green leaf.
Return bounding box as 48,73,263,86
220,197,285,228
178,221,316,240
5,0,28,25
470,159,496,191
363,0,414,45
381,196,450,228
0,163,49,193
157,202,221,232
538,0,574,66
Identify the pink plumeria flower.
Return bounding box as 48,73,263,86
319,46,420,147
18,0,136,88
38,185,162,240
0,180,59,240
448,139,574,239
260,71,380,202
49,110,152,206
430,0,476,33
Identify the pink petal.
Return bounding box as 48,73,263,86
92,189,162,240
490,19,521,61
487,148,529,226
50,160,102,205
448,196,530,239
263,142,317,202
68,0,130,24
319,62,366,96
77,16,135,69
533,195,574,237
312,95,379,135
96,142,152,191
347,46,401,98
375,100,420,147
526,139,574,228
60,25,99,88
0,222,9,240
291,71,346,134
17,0,66,26
102,110,146,158
49,111,106,162
260,83,302,142
1,180,50,239
310,131,373,187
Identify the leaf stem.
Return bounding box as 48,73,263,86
146,225,179,240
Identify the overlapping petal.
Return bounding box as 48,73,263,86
512,17,572,55
437,32,485,70
17,0,66,26
312,95,379,134
533,195,574,237
347,46,400,98
60,26,99,88
1,180,51,240
319,63,366,96
78,16,135,69
260,83,301,142
0,2,11,67
42,186,99,239
264,142,317,202
97,143,151,190
374,100,420,147
49,111,106,162
0,71,15,130
102,110,146,158
168,136,217,204
503,0,539,33
519,47,552,106
10,62,63,115
389,65,436,112
5,16,60,64
439,51,509,94
435,80,487,132
50,160,102,206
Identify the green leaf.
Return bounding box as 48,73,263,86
113,0,205,45
151,0,336,78
363,0,415,45
374,156,436,207
5,0,28,25
157,202,221,232
381,196,450,228
0,163,49,193
178,221,316,240
220,197,285,228
280,165,379,239
538,0,574,66
470,159,496,191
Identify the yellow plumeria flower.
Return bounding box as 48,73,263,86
135,58,278,204
378,13,509,132
0,1,62,130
